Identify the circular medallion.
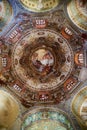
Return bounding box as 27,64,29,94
31,48,54,73
21,106,75,130
12,29,74,91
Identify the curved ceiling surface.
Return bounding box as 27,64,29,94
21,107,75,130
0,0,87,130
0,0,12,32
19,0,59,12
12,29,74,91
0,90,19,128
67,0,87,31
0,7,85,108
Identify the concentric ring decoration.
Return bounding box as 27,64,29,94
11,29,74,91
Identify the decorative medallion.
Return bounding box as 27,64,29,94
12,29,74,91
31,48,54,73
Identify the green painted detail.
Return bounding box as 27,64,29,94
21,111,74,130
25,120,67,130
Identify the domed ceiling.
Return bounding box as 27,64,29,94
0,0,87,130
12,29,73,91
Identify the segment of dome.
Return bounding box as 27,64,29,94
19,0,59,12
0,90,19,128
21,106,75,130
72,86,87,128
0,0,12,32
67,0,87,31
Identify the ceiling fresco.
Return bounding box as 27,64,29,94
19,0,59,12
21,106,75,130
67,0,87,31
0,90,19,128
0,0,12,32
0,0,87,130
12,29,74,91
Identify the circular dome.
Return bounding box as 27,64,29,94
67,0,87,31
0,90,19,128
0,0,12,32
19,0,59,12
21,106,75,130
11,29,74,91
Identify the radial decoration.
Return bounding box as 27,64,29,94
0,0,12,32
19,0,59,12
0,11,84,107
21,106,75,130
12,29,74,91
67,0,87,31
